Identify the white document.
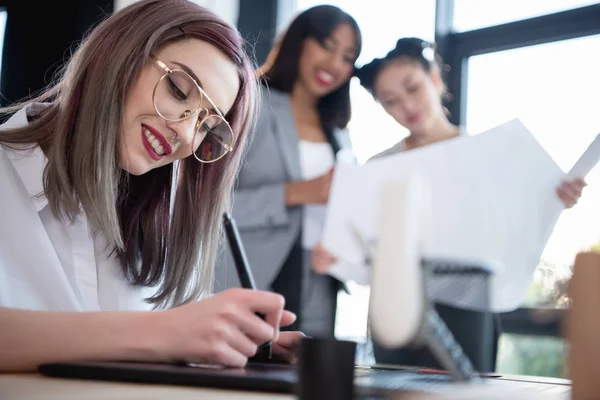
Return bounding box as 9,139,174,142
568,132,600,178
323,119,600,312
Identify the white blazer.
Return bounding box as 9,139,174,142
0,104,156,311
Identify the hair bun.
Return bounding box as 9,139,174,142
356,37,438,95
390,37,432,59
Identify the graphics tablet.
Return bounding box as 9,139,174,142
38,359,540,397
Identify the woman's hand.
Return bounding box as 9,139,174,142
154,288,292,368
556,177,586,208
0,290,302,372
270,307,305,363
311,242,337,274
272,332,305,364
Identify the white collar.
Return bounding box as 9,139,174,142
1,104,50,212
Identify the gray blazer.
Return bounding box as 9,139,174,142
214,88,349,293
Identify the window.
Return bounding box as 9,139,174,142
496,334,567,378
466,35,600,310
453,0,599,32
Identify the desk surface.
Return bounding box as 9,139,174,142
0,374,293,400
0,374,436,400
0,373,571,400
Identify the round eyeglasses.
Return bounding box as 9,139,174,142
151,56,234,163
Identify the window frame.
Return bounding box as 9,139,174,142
436,1,600,126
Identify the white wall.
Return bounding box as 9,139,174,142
114,0,239,27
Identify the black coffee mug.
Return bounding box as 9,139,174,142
297,337,357,400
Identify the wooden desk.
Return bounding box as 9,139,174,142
0,373,571,400
0,374,293,400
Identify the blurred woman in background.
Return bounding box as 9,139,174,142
214,5,362,337
353,37,585,371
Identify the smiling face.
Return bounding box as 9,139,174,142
373,57,446,134
295,23,358,98
120,39,240,175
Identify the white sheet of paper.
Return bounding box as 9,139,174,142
323,119,577,312
568,132,600,178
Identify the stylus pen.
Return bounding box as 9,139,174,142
223,211,257,290
223,212,272,361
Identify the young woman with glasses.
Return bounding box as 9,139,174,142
214,5,362,337
0,0,303,372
